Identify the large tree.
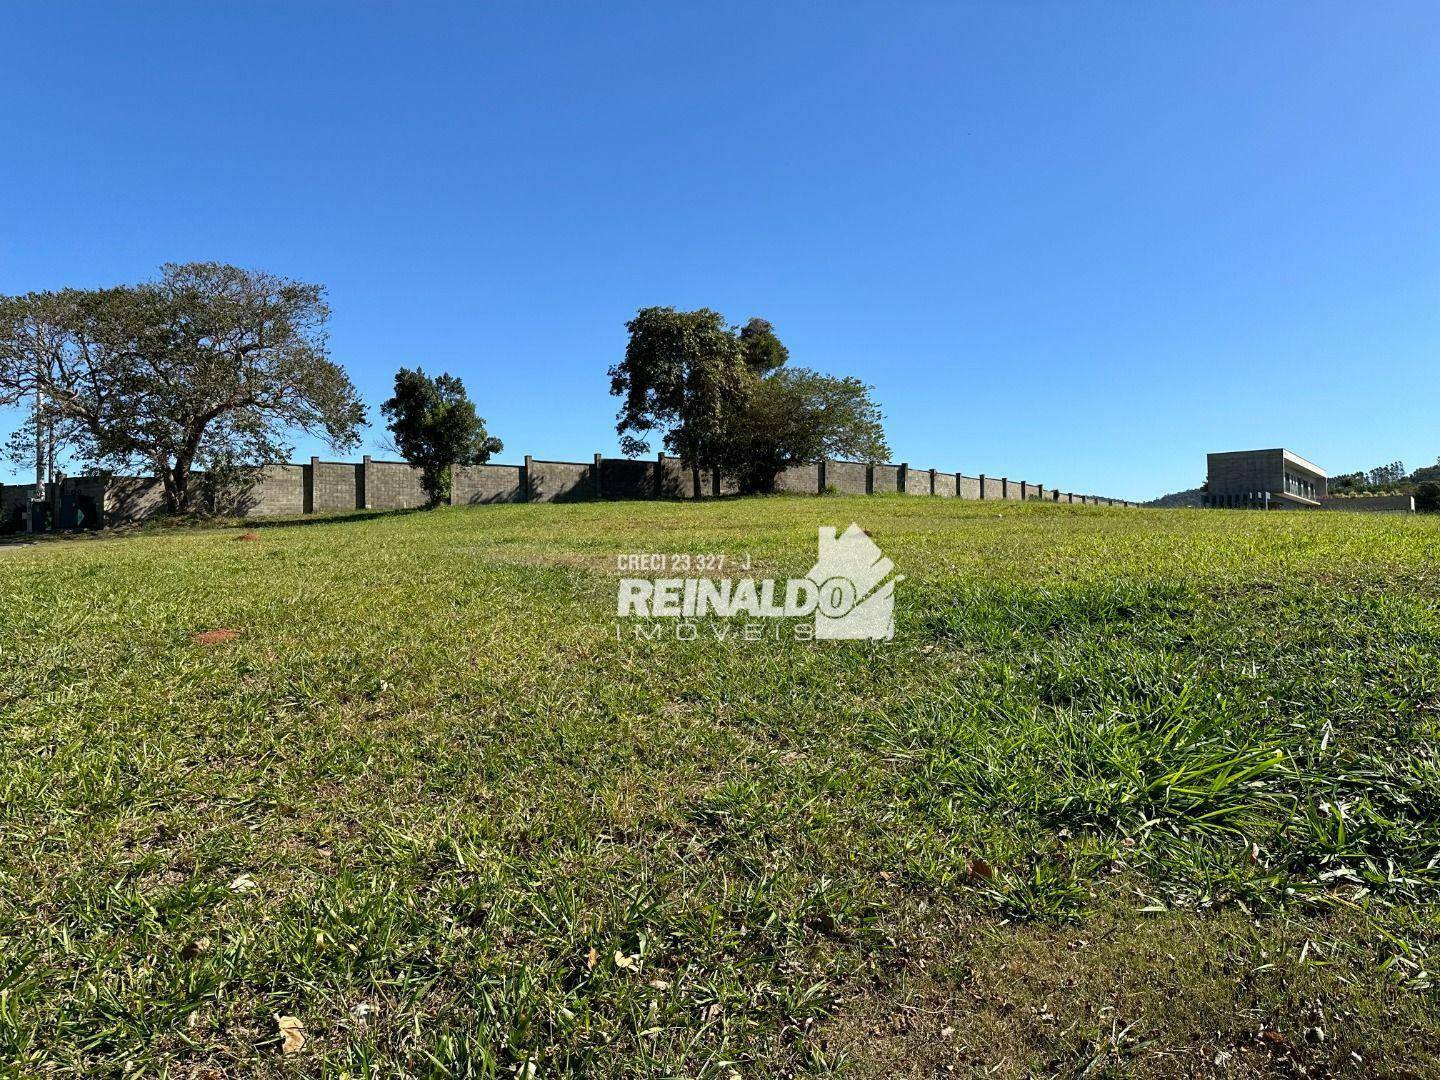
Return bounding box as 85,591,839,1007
0,263,365,511
1416,481,1440,514
717,367,890,493
0,289,91,490
608,307,754,468
610,307,888,493
381,367,502,507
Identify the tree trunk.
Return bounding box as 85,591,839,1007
164,457,194,513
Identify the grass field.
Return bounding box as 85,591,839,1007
3,496,1440,1077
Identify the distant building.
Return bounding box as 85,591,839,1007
1204,448,1327,509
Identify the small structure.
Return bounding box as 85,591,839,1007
1204,448,1327,509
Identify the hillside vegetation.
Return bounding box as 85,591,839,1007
2,498,1439,1077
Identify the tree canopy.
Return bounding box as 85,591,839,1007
717,368,889,493
609,306,887,492
381,367,503,507
608,307,752,466
0,263,365,510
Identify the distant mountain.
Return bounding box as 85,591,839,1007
1145,486,1204,508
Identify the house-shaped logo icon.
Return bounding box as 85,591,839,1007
805,524,902,640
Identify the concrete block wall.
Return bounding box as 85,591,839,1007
658,454,699,499
871,464,901,493
1,482,33,529
5,449,1138,531
366,460,428,510
599,458,654,499
241,464,305,516
311,459,362,513
826,459,869,494
106,476,167,524
453,463,524,504
775,462,820,494
528,458,594,502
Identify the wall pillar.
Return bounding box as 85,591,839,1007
594,453,603,499
524,455,534,501
978,473,986,500
929,467,936,495
819,458,829,494
306,456,318,514
897,462,909,493
361,455,372,509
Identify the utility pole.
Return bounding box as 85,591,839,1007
28,331,48,533
34,362,46,497
34,377,46,495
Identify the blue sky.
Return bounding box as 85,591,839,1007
3,2,1438,499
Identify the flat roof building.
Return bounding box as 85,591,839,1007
1205,448,1327,509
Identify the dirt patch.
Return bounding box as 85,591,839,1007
192,629,243,646
822,905,1440,1078
236,532,261,542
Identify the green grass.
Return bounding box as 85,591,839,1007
2,496,1440,1077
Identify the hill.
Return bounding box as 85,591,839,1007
3,498,1439,1075
1144,485,1204,508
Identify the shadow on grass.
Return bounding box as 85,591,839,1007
0,505,432,547
235,507,430,529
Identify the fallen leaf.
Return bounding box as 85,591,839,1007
181,936,211,960
614,950,636,969
966,858,994,881
236,532,260,542
229,873,257,892
585,946,599,970
277,1015,304,1054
